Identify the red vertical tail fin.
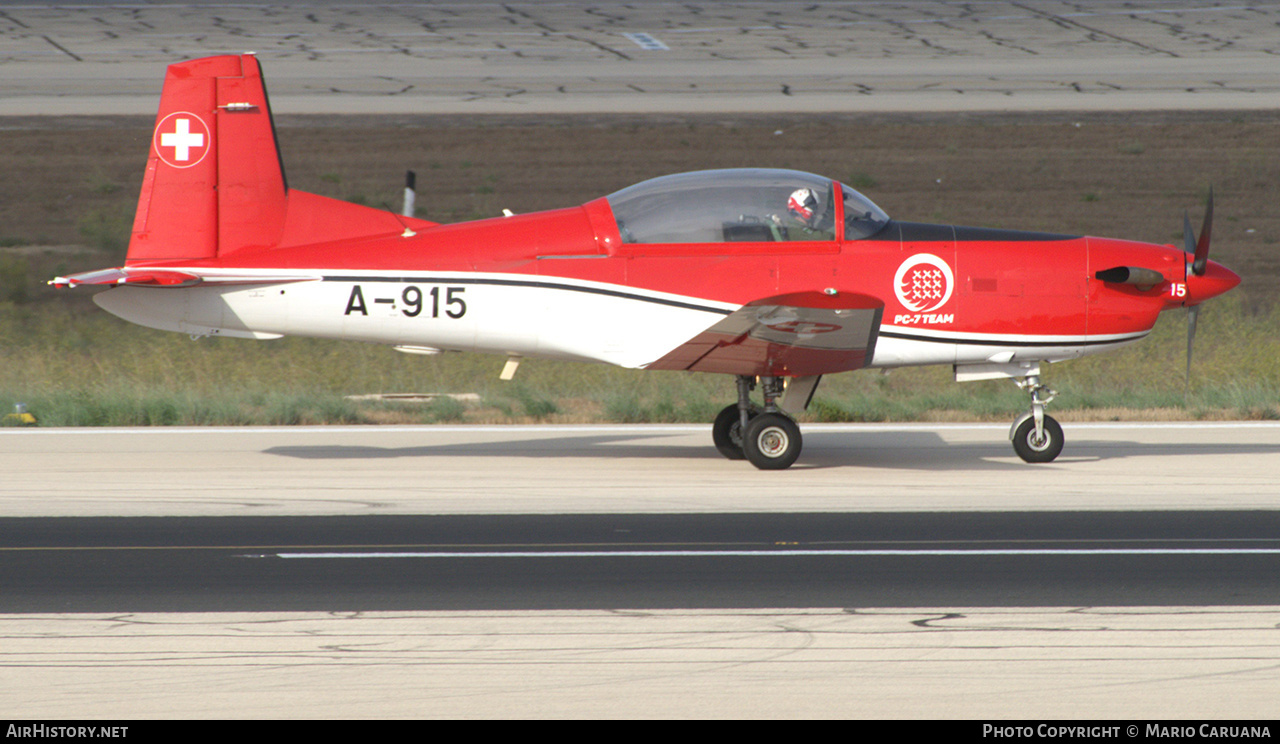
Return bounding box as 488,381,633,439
127,54,287,264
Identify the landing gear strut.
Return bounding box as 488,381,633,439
713,375,803,470
1009,374,1062,463
712,376,758,460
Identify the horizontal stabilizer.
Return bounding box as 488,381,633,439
50,268,319,288
646,290,883,376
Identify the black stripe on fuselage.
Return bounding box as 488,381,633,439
322,275,733,315
879,329,1149,347
887,221,1081,243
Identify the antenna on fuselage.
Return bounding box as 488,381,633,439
380,170,419,238
403,170,416,218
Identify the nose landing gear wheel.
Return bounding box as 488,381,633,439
1012,415,1063,463
743,412,803,470
712,404,757,460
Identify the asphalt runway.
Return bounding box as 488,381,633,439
2,1,1278,115
6,510,1280,612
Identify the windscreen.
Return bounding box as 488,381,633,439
841,183,891,240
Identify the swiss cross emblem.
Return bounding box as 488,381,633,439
894,253,954,313
153,112,210,168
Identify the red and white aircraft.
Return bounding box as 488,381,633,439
53,54,1240,469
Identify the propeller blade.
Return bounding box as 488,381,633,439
1186,304,1199,386
1182,210,1195,284
1193,187,1213,277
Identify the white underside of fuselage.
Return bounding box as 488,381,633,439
93,269,1149,373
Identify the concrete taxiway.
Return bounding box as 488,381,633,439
4,608,1278,718
2,1,1278,115
3,423,1279,516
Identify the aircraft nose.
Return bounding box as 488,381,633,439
1186,258,1240,305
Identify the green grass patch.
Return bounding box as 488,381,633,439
3,295,1278,426
846,172,879,190
76,208,131,255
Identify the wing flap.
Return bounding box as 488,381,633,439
646,290,883,376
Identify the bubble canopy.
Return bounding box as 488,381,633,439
606,168,890,245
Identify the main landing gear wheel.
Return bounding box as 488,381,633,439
743,412,803,470
1012,415,1063,463
712,404,757,460
714,375,805,469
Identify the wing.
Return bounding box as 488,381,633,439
646,291,883,376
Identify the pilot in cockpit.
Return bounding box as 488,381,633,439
786,188,819,229
774,186,835,240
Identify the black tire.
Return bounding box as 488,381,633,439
712,404,755,460
743,413,803,470
1012,415,1064,463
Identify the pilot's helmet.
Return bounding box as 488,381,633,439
787,188,819,227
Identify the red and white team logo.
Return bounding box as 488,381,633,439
894,253,954,313
153,112,210,169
